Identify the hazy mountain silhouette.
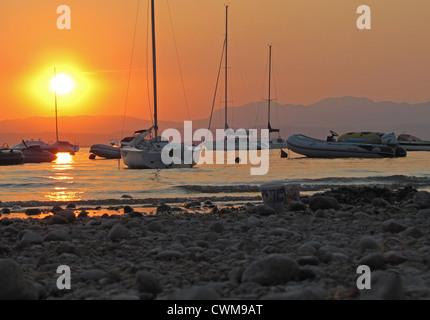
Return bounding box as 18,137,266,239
1,97,429,147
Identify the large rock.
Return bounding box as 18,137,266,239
381,219,407,233
0,259,37,299
44,229,70,242
135,271,162,298
247,204,276,216
20,231,43,246
287,201,307,212
361,270,405,300
108,224,130,241
25,208,41,216
309,196,340,211
241,254,300,285
413,191,430,209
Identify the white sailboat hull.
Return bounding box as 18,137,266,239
121,145,200,169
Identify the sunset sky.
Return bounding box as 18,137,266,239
1,0,429,123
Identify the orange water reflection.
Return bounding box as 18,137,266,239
45,153,83,202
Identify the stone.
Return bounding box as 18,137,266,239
359,236,380,252
20,231,43,246
309,196,340,211
247,204,276,216
381,219,407,233
361,270,405,300
55,242,76,255
1,208,11,214
246,215,260,227
287,201,307,212
48,215,69,225
359,253,385,270
169,286,220,300
296,256,320,266
241,254,300,285
209,222,225,233
413,191,430,209
147,221,165,233
56,210,76,223
403,226,423,239
25,208,41,216
156,250,182,260
128,211,143,218
108,224,130,241
156,204,172,213
417,209,430,219
184,201,201,208
0,259,38,299
44,229,70,242
78,210,88,217
135,271,162,297
372,197,390,208
78,269,107,282
66,203,76,209
123,205,134,214
383,251,407,265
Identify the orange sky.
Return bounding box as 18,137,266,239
1,0,430,122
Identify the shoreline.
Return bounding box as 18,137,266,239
0,185,429,300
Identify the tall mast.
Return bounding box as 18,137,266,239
151,0,158,140
54,67,59,142
224,5,229,130
267,45,279,134
267,44,272,131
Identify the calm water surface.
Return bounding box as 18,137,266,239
0,148,429,202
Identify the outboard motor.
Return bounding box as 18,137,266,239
327,130,338,142
381,133,397,145
395,146,407,158
382,133,407,157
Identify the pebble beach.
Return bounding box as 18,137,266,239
0,185,429,300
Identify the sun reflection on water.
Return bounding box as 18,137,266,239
45,152,83,202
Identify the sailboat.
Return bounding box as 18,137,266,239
11,67,79,156
121,0,200,169
204,5,263,151
264,45,287,149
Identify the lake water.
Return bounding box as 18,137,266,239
1,147,429,203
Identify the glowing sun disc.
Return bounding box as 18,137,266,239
51,74,75,95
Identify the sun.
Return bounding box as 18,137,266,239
51,73,75,95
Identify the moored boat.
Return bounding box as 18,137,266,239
397,133,430,151
89,144,121,159
337,132,384,144
0,147,24,165
287,133,406,158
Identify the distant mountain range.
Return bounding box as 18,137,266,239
1,96,429,147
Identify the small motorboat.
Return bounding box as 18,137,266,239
89,144,121,159
0,146,24,165
22,146,57,163
287,132,406,158
11,139,79,155
397,133,430,151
